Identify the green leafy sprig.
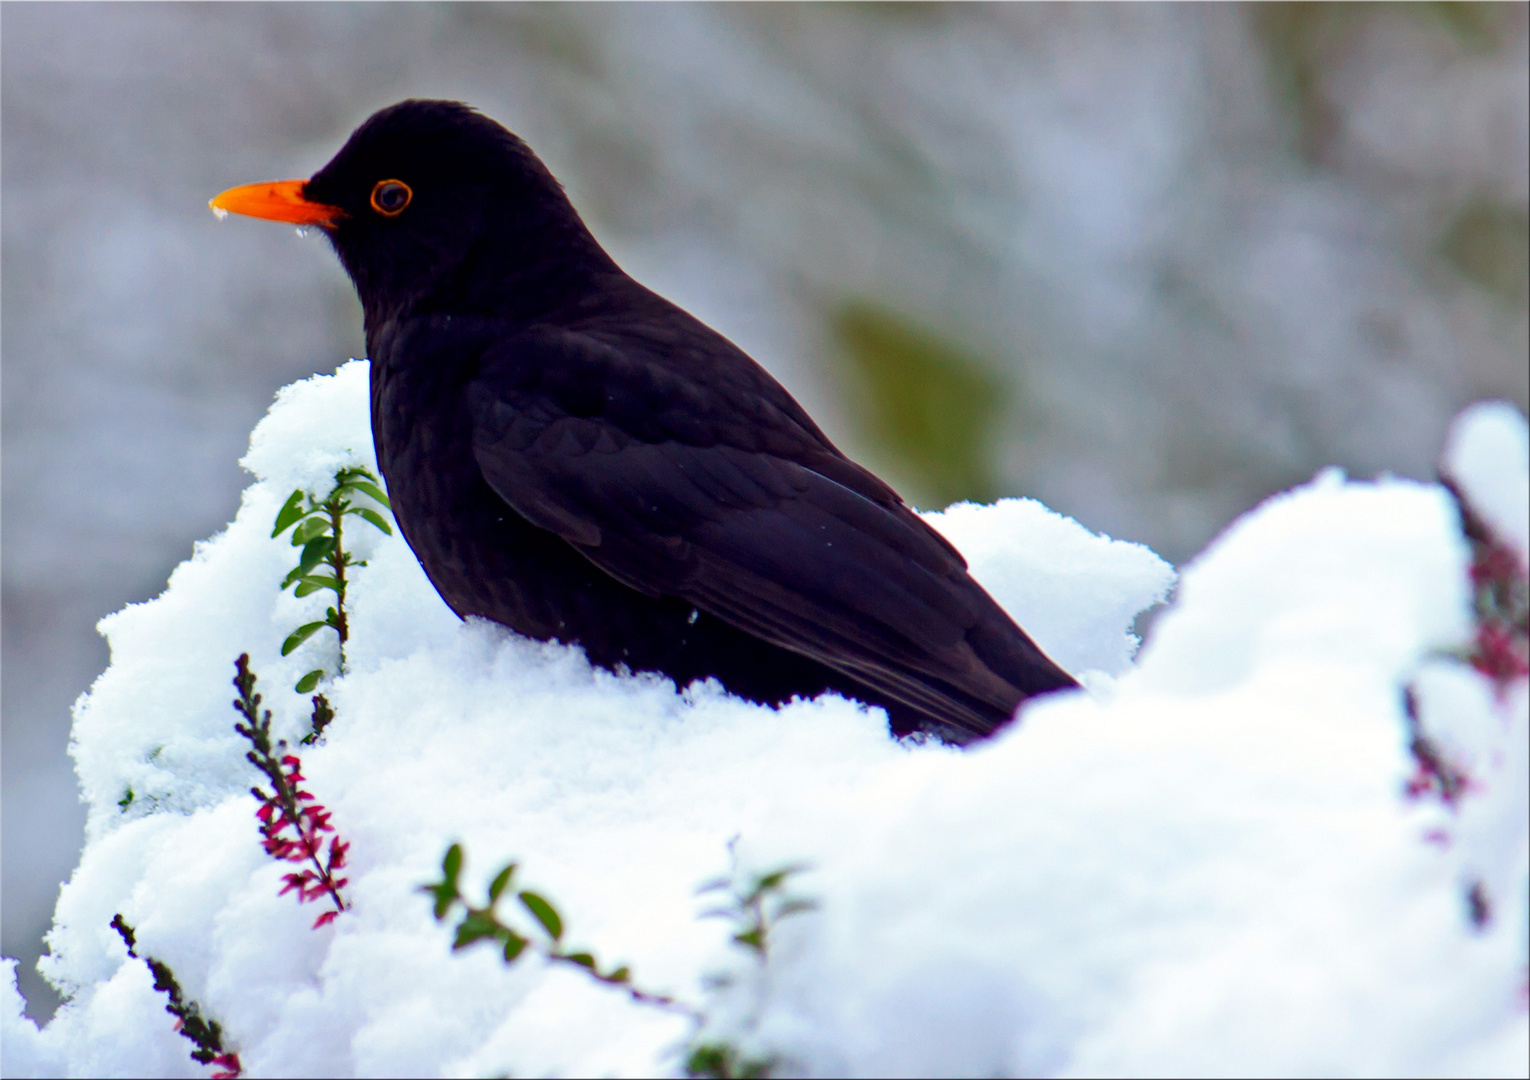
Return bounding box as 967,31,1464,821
422,844,701,1019
299,692,335,746
425,842,817,1078
696,861,817,962
272,466,393,692
683,855,817,1078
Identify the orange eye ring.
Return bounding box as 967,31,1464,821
370,179,412,217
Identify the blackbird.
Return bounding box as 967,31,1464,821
211,99,1076,744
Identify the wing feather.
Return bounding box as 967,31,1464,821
466,325,1072,738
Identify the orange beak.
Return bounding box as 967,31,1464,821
208,180,346,228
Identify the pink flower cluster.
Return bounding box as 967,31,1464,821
253,752,350,928
233,655,350,929
206,1051,243,1079
1405,478,1529,811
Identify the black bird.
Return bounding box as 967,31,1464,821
212,99,1076,744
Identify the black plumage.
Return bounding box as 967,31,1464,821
215,99,1077,744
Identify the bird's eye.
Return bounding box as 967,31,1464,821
369,180,412,217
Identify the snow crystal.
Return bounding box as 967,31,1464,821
3,365,1525,1079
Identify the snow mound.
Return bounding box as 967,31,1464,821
4,364,1525,1079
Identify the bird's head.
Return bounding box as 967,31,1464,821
211,99,614,326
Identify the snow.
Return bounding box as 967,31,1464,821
1443,401,1530,571
3,362,1525,1078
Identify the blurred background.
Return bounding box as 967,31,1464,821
3,3,1526,1020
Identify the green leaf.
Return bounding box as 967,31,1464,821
453,912,500,950
488,864,516,903
420,879,457,921
421,846,465,919
605,965,630,983
344,479,391,509
756,865,807,891
294,669,324,694
348,507,394,535
733,928,764,952
294,575,341,597
280,620,330,656
297,537,336,575
291,516,330,545
561,952,595,969
272,490,306,537
502,932,527,963
518,891,563,941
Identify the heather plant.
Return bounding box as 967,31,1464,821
1403,474,1529,931
232,654,350,927
271,465,392,692
1406,476,1529,811
110,915,243,1079
1449,483,1529,695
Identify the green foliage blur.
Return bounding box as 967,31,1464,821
830,301,1008,508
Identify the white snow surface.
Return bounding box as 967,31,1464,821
3,361,1525,1078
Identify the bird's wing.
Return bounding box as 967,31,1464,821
466,325,1072,738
